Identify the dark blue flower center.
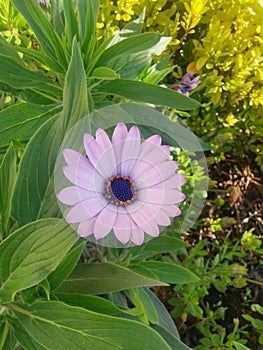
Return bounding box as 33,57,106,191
105,175,136,206
111,177,133,202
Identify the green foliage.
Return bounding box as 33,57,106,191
98,0,263,169
0,0,204,348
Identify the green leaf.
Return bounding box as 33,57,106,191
48,239,86,291
0,82,58,105
98,79,200,110
15,46,65,74
95,33,162,68
0,54,62,99
0,103,61,148
56,263,167,295
0,219,77,304
11,115,63,225
144,288,180,339
62,38,91,131
11,0,67,69
90,103,208,152
131,261,200,284
135,288,159,324
55,293,125,315
233,342,252,350
12,40,90,226
63,0,79,47
78,0,99,55
50,0,65,38
130,236,187,259
0,143,16,238
91,67,120,80
10,301,172,350
151,325,192,350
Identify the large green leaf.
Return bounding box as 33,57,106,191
11,115,63,225
233,342,252,350
98,79,200,110
131,261,200,284
0,219,77,303
12,40,90,226
10,301,172,350
0,143,16,239
56,263,167,295
11,0,67,69
0,103,61,148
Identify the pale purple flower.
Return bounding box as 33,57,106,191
57,123,185,245
171,72,200,96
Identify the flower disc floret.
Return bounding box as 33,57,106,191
57,123,186,246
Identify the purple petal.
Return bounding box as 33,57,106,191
138,135,162,159
57,186,97,205
154,210,171,226
141,220,160,237
66,196,107,223
113,208,133,244
129,202,160,226
63,165,104,193
77,218,96,237
155,173,186,189
96,128,111,150
162,205,181,217
120,126,141,176
94,205,117,240
112,123,128,144
63,149,85,166
111,123,128,174
133,161,178,188
130,227,144,245
83,133,103,168
144,188,186,205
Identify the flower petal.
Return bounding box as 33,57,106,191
162,205,182,218
154,210,171,226
96,128,111,150
94,205,117,240
63,165,104,192
83,133,103,168
77,218,96,237
66,195,107,223
63,149,85,166
138,188,185,205
120,126,141,176
113,207,132,244
130,226,144,245
57,186,97,205
112,123,128,144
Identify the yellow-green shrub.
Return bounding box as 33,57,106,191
98,0,263,169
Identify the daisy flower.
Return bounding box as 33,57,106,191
57,123,185,246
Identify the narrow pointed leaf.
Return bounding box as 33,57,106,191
98,79,200,110
56,263,167,295
11,0,67,69
131,261,200,284
0,143,16,238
